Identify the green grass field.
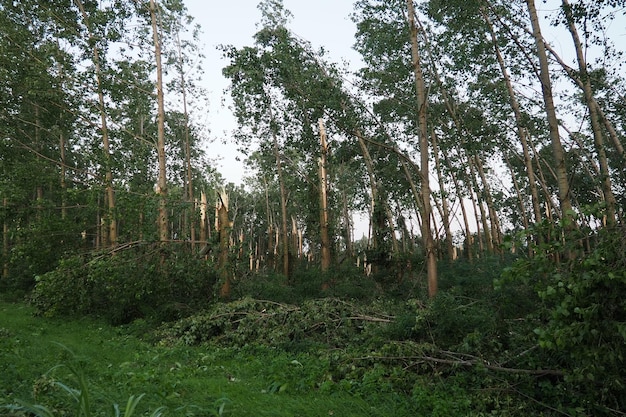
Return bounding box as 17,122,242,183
0,301,417,416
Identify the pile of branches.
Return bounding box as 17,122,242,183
153,297,395,350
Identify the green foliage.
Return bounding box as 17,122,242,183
154,297,394,351
499,221,626,415
30,246,217,324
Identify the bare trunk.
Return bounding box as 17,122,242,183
482,8,542,228
442,152,473,261
268,108,290,279
217,189,232,299
318,119,332,272
74,0,116,247
407,0,437,298
174,29,196,246
562,0,616,227
60,131,67,220
526,0,574,225
474,155,502,252
341,189,353,258
2,198,8,280
432,133,454,260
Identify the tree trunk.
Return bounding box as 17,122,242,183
432,133,454,260
482,8,543,229
74,0,116,247
474,155,502,252
149,0,169,245
267,106,290,280
561,0,617,227
174,29,196,247
407,0,437,298
526,0,574,226
442,150,473,261
2,198,8,280
217,189,232,299
318,119,332,272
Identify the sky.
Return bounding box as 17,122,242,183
183,0,362,185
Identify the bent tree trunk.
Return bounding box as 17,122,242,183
526,0,574,227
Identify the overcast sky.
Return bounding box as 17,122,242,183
183,0,361,184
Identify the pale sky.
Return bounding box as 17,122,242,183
184,0,361,185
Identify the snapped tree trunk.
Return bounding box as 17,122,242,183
217,189,232,299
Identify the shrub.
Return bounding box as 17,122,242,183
30,245,218,324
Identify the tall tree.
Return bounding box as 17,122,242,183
149,0,169,244
525,0,574,225
407,0,437,297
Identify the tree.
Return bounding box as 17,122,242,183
407,0,438,297
525,0,574,226
148,0,169,245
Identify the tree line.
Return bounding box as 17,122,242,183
1,0,624,300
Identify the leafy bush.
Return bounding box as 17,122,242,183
30,245,218,324
499,222,626,415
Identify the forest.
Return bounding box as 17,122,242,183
1,0,625,415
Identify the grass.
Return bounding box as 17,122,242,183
0,300,415,416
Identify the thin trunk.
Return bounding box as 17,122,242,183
526,0,574,226
432,133,454,260
150,0,169,245
318,119,332,272
60,131,67,220
199,191,207,244
174,29,196,247
74,0,116,247
505,154,533,256
474,155,502,252
562,0,617,227
268,108,290,279
407,0,437,297
2,198,8,280
505,154,530,231
442,150,473,261
341,189,354,258
354,128,379,248
482,8,542,227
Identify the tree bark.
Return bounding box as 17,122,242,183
267,105,290,280
318,119,332,272
74,0,116,247
407,0,437,298
526,0,574,226
561,0,617,227
2,198,8,280
432,133,454,260
150,0,169,245
217,189,232,299
482,8,543,230
174,29,196,247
